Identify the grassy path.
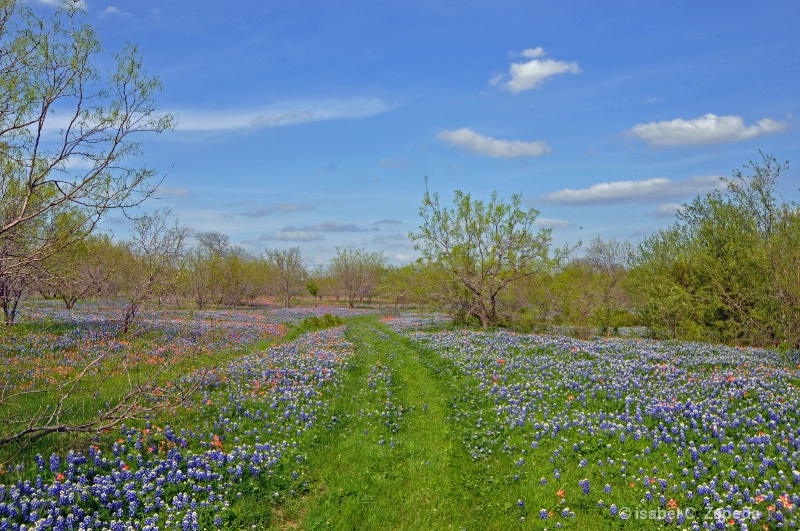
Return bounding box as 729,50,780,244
275,317,484,530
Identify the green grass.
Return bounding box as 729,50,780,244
261,317,646,530
283,314,346,342
266,318,535,530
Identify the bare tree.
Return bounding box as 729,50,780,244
329,248,387,308
265,246,307,308
38,234,118,309
117,209,189,333
584,236,632,333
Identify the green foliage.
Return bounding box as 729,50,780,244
630,152,799,347
0,0,172,277
284,313,344,341
305,281,320,298
0,0,171,323
412,179,554,328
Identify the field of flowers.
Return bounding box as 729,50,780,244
0,306,368,531
0,306,375,395
3,308,799,530
388,321,800,529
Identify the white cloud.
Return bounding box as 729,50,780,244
492,48,581,94
534,217,571,228
100,6,126,17
543,175,723,205
650,203,687,218
521,47,546,59
437,128,551,158
174,98,390,131
628,113,788,147
61,156,95,170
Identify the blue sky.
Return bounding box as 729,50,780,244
47,0,800,266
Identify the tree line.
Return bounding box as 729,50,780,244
1,208,389,325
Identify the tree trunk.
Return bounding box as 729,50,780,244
62,295,78,310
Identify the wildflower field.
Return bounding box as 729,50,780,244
1,307,798,530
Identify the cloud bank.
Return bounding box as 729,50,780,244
543,175,723,205
437,128,551,158
267,221,373,242
628,113,788,147
534,217,571,228
238,202,314,218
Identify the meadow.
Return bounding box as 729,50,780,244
0,306,798,530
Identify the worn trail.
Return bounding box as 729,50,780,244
279,317,478,530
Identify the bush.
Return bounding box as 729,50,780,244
285,314,345,340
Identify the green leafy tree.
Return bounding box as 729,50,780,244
0,0,172,319
184,231,233,309
306,280,320,305
631,153,799,347
411,182,554,328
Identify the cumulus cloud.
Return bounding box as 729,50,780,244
175,98,391,131
628,113,788,147
534,217,571,228
491,48,581,94
650,203,688,218
543,175,723,205
437,128,551,158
